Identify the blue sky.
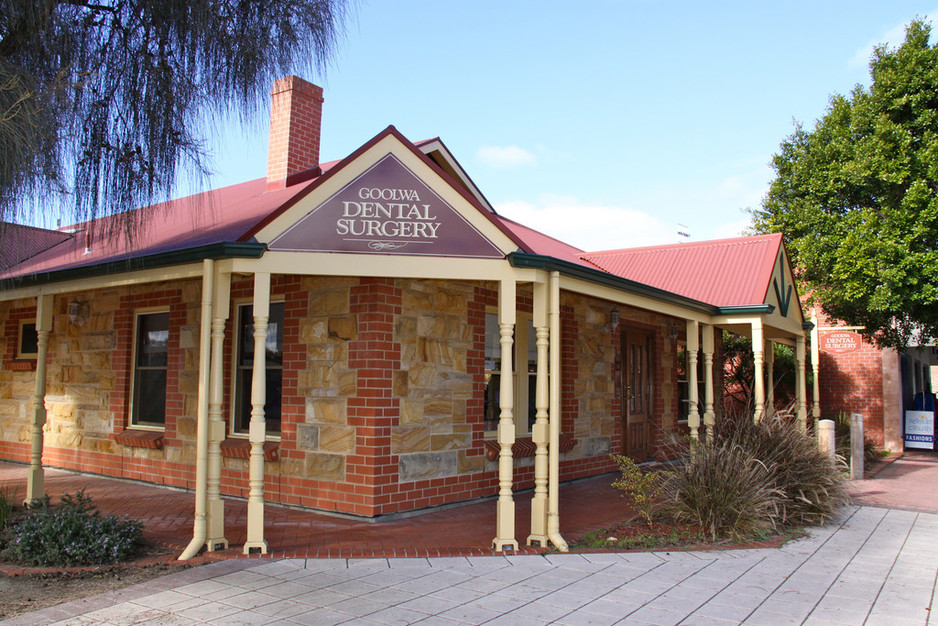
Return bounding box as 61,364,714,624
199,1,938,252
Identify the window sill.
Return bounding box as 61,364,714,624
483,434,574,461
220,438,280,462
114,430,164,449
5,360,36,371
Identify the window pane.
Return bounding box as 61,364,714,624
238,303,284,367
136,313,169,367
133,369,166,425
19,322,38,356
484,313,500,363
484,373,500,432
235,368,282,434
235,302,284,434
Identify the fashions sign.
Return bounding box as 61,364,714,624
270,153,504,258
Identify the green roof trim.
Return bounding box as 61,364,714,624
507,252,778,317
717,304,777,315
0,241,266,290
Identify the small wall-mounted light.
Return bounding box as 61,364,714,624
609,306,620,328
667,322,679,342
68,299,87,326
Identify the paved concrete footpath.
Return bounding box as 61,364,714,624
5,505,938,625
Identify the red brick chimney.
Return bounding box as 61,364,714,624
266,76,324,191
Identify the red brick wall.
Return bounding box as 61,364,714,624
816,331,887,447
1,277,687,519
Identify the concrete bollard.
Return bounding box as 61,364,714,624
851,413,864,480
818,419,836,460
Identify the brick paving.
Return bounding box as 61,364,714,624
849,450,938,514
0,461,635,559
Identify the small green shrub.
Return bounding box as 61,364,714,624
610,455,669,527
3,490,143,566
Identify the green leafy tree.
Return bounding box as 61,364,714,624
722,331,797,409
0,0,350,234
753,19,938,348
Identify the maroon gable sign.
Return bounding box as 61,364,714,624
821,331,862,354
269,154,505,258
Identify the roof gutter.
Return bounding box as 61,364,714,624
0,242,266,291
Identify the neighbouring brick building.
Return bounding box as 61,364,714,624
811,308,938,452
0,77,811,556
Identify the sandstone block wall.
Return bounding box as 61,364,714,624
0,275,688,517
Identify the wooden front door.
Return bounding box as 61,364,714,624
621,328,652,461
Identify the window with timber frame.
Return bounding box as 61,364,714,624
233,301,284,435
483,311,536,436
131,311,169,427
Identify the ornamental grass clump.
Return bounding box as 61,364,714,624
665,409,849,541
720,412,850,527
3,490,143,567
666,439,780,541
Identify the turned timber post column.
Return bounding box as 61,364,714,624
546,271,568,551
765,339,775,419
686,320,700,444
752,319,765,423
528,280,549,546
206,269,231,551
25,293,53,505
811,313,821,430
244,272,270,554
796,335,808,432
493,278,518,552
701,324,715,445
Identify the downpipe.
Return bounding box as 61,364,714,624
179,260,214,560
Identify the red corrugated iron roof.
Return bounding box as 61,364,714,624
0,119,787,314
0,164,340,279
0,222,73,272
493,215,591,267
581,234,783,307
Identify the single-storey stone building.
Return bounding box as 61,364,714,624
0,77,811,556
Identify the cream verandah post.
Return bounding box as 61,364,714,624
244,272,270,554
493,278,518,552
206,268,231,551
752,319,765,423
701,323,716,444
528,279,549,546
686,320,700,443
25,293,53,505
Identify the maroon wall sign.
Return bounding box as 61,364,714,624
269,153,504,258
821,331,862,354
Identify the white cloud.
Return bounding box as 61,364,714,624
848,20,916,69
476,145,536,168
494,196,677,252
711,218,752,239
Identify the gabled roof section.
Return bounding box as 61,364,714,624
255,125,529,257
581,233,784,307
416,138,495,213
0,222,73,272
